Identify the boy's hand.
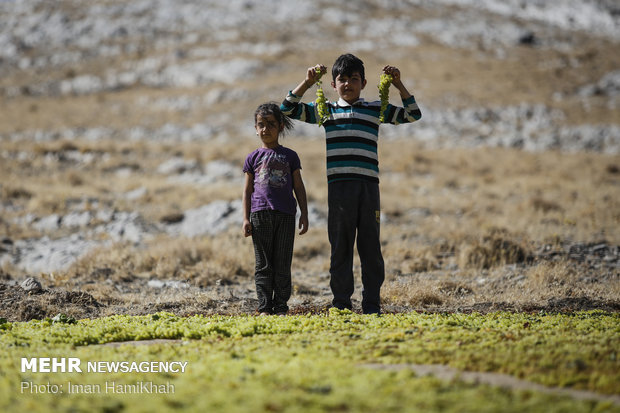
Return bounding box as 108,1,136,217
305,64,327,87
242,220,252,237
382,65,402,87
382,65,412,98
292,64,327,96
298,213,308,235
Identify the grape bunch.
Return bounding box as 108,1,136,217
378,73,393,123
314,66,329,126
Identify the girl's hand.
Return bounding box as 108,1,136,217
242,220,252,237
298,213,308,235
382,65,402,86
305,64,327,87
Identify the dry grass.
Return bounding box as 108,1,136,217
2,145,619,316
59,230,255,289
457,229,530,270
3,140,619,307
382,259,619,312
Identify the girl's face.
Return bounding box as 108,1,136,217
255,114,282,149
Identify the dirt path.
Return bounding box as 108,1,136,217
94,338,620,405
363,363,620,406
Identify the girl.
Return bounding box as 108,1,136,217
242,102,308,315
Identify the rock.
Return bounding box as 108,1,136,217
170,160,240,185
20,277,42,293
62,211,92,228
10,235,101,274
0,238,13,253
578,70,620,98
157,157,199,175
166,200,242,237
96,208,115,223
518,31,537,46
33,214,61,232
160,213,185,224
141,58,262,88
96,211,156,243
204,160,237,181
125,186,147,201
51,313,76,324
299,203,327,227
59,74,104,95
147,280,189,289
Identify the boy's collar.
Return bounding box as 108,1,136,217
337,97,365,107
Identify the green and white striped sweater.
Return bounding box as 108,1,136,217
281,92,421,183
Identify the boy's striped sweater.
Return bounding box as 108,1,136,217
281,92,421,183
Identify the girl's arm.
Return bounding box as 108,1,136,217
242,173,254,237
292,169,308,235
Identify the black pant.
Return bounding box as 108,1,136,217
250,209,295,314
328,180,384,314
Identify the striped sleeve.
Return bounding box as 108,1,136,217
280,91,318,124
384,95,422,125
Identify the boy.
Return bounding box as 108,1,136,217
280,53,421,314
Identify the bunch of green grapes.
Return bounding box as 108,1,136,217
314,66,329,126
378,73,393,123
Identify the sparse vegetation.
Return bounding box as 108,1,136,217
1,141,618,319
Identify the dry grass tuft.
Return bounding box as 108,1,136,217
530,197,563,213
291,229,331,273
525,260,578,289
382,279,445,307
1,186,33,200
484,259,620,308
388,246,440,274
458,229,530,270
606,164,619,174
67,171,84,186
62,232,254,290
437,280,474,297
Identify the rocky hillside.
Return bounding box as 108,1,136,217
1,0,619,150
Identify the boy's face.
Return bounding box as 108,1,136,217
331,71,366,104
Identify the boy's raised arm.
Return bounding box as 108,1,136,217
281,64,327,124
383,65,412,100
291,64,327,97
382,65,421,124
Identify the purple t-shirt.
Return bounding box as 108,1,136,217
243,145,301,216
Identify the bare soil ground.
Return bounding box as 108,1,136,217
1,235,618,321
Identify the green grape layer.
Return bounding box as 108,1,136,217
378,73,393,123
314,67,329,127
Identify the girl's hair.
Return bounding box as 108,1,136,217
254,102,294,136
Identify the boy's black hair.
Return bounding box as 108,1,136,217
254,102,294,136
332,53,365,82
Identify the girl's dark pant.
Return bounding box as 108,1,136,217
328,180,385,314
250,209,295,314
